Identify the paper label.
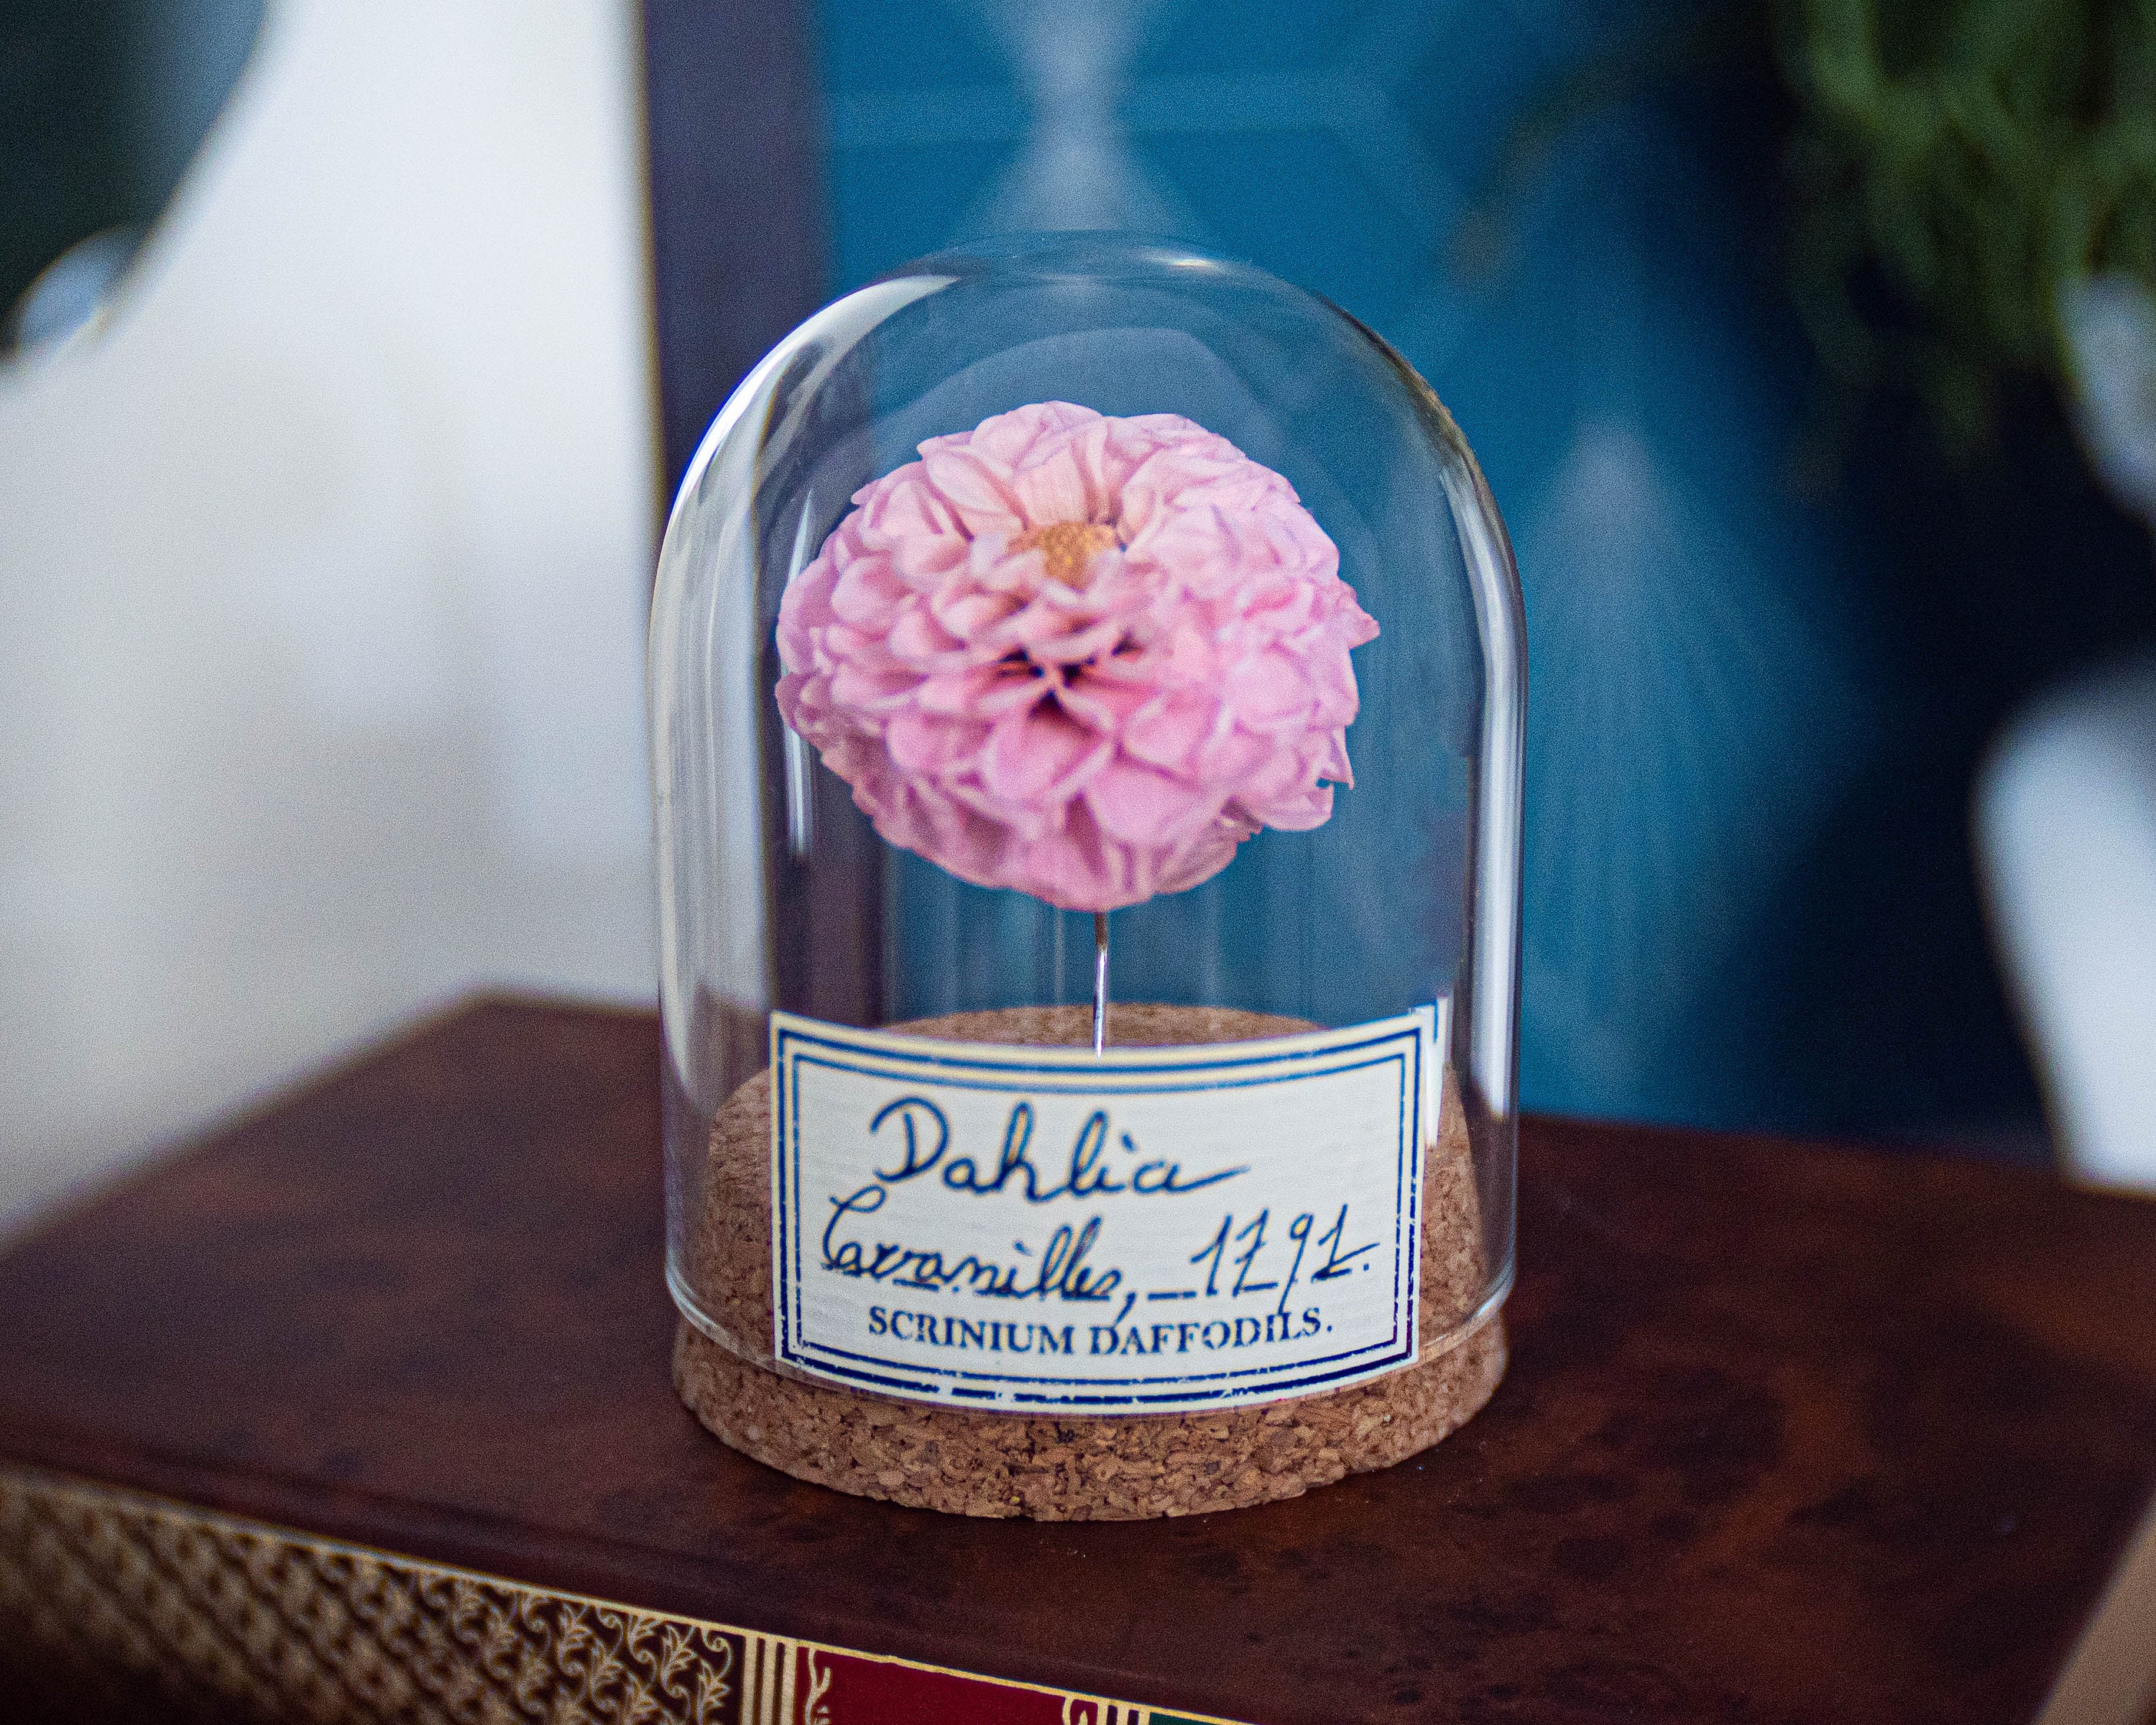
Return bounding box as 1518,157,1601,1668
769,1001,1445,1414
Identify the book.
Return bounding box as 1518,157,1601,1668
2,998,2153,1724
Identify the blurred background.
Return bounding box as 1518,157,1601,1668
5,0,2155,1230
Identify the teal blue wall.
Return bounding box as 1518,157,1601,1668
811,0,2152,1149
1,0,263,319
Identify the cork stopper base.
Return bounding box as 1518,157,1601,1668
676,1309,1502,1519
674,1003,1508,1519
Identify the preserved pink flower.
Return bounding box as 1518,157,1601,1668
775,402,1379,911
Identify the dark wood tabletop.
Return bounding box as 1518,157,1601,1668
2,998,2153,1724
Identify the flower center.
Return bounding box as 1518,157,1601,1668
1014,521,1118,588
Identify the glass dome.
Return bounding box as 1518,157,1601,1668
650,233,1523,1517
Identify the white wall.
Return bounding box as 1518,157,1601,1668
0,0,660,1232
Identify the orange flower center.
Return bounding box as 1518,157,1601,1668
1015,521,1118,588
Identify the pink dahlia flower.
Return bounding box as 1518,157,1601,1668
775,401,1380,911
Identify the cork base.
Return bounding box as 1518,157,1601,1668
674,1003,1508,1519
675,1311,1505,1519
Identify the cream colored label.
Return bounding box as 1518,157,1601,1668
770,1002,1444,1414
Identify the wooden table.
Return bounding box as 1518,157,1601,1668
2,999,2153,1723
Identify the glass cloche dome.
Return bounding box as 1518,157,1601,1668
650,233,1524,1519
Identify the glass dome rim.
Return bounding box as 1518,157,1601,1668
663,228,1496,535
863,229,1296,295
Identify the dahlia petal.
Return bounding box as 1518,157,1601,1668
916,663,1051,718
1245,578,1317,632
864,466,960,540
883,604,962,664
821,625,907,676
819,727,882,783
1225,646,1314,726
887,709,988,776
1153,819,1250,896
1069,418,1126,515
977,665,1063,717
1010,446,1092,526
982,704,1112,805
829,556,908,625
963,400,1098,469
969,537,1023,584
775,617,816,676
1021,616,1128,666
1233,747,1312,811
1151,620,1220,687
1123,692,1217,773
774,673,811,732
1315,731,1353,786
828,662,916,712
1193,722,1270,783
920,447,1028,535
890,526,969,581
1243,781,1334,832
931,588,1021,638
1084,757,1221,846
775,561,839,671
1008,806,1124,910
1055,672,1157,737
1310,666,1360,730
